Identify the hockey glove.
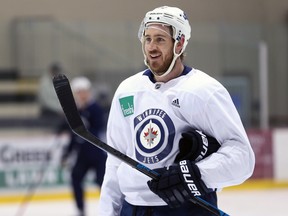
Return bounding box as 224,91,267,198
175,129,221,163
147,160,208,208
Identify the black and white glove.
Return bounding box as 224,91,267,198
147,160,208,208
175,129,221,163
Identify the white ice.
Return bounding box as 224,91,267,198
0,188,287,216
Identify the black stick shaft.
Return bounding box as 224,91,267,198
75,126,160,179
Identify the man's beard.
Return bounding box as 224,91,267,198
147,54,173,76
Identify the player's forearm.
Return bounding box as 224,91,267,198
196,138,255,189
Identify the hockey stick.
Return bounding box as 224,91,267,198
52,74,229,216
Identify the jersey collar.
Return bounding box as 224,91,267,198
143,65,192,83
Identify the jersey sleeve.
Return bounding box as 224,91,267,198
98,92,127,215
192,87,255,189
98,154,124,215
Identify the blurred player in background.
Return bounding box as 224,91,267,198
98,5,255,216
61,76,107,216
38,63,63,118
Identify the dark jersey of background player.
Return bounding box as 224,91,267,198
60,76,107,216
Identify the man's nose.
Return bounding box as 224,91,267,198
147,41,157,51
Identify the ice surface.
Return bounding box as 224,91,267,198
0,188,287,216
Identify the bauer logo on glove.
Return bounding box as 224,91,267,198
147,160,209,208
179,160,201,196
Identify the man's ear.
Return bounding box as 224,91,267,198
176,35,185,54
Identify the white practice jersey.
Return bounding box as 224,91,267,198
98,66,255,216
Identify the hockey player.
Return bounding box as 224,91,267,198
98,6,255,216
61,76,107,216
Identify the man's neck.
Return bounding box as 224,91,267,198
154,62,184,83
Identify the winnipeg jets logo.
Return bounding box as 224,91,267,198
134,108,175,164
143,120,159,147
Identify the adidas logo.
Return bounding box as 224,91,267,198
172,98,180,108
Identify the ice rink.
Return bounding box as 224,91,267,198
0,187,287,216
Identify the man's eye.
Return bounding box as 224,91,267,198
156,38,165,42
145,38,151,43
